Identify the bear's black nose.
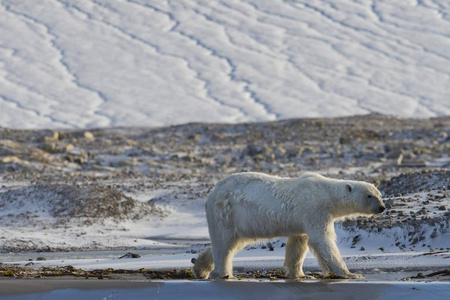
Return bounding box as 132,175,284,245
379,206,385,213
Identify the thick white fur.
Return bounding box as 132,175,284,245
193,172,384,279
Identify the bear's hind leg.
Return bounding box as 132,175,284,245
284,234,309,278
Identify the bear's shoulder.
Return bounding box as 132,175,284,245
216,172,281,188
299,172,326,180
230,172,282,181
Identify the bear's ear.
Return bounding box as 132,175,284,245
346,183,353,193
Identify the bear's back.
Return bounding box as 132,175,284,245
216,172,281,188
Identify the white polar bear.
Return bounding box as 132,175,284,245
193,172,385,279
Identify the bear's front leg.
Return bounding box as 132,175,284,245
210,236,244,279
308,231,364,279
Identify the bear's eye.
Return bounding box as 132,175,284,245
367,195,372,198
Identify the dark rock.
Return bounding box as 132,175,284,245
119,252,141,259
352,235,361,246
246,144,264,157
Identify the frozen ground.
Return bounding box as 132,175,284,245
0,115,449,286
1,0,450,129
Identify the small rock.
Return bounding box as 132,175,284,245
352,235,361,246
41,142,57,153
339,136,352,144
1,156,18,163
274,146,286,157
125,139,138,146
36,257,46,261
246,144,264,157
65,148,88,164
42,142,75,154
119,252,141,259
385,148,404,159
360,247,365,251
41,130,59,142
83,131,95,140
65,143,75,152
438,205,447,211
415,273,425,279
212,133,225,141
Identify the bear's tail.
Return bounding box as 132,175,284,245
191,247,214,279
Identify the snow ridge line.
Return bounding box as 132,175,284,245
186,4,282,120
0,95,70,127
129,0,278,121
231,1,372,112
86,0,248,121
364,78,443,117
172,2,278,120
195,3,279,59
0,4,75,128
0,42,74,127
123,0,249,120
429,0,450,22
64,0,251,121
2,1,112,128
366,1,450,61
0,76,73,128
299,0,450,63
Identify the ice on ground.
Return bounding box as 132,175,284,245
1,280,449,300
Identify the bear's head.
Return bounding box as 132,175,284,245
344,182,385,216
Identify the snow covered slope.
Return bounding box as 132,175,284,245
1,0,449,129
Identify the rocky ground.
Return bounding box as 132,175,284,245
0,114,449,253
2,264,449,281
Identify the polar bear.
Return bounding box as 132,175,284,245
192,172,385,279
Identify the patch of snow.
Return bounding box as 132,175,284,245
1,0,450,129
